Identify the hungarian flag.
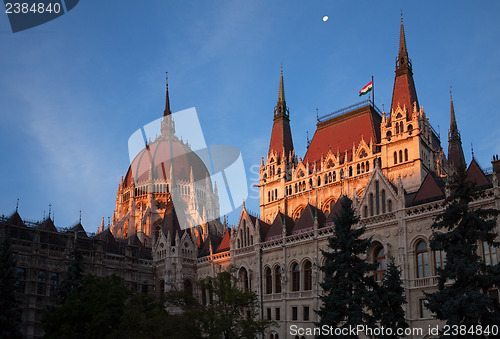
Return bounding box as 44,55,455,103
359,81,373,96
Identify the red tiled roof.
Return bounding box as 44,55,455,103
466,159,490,188
390,71,419,119
304,105,381,166
265,212,295,241
268,117,294,158
411,172,445,206
216,228,231,252
292,204,325,234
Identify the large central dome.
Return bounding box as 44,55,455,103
123,131,212,189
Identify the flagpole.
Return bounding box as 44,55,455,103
372,75,375,105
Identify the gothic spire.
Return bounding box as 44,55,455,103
390,13,419,118
447,88,466,172
164,72,171,116
268,65,294,159
448,89,460,142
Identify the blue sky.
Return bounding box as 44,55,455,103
1,1,499,234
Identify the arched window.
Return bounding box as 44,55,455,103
388,199,393,212
386,130,392,141
399,121,403,134
375,180,380,215
482,241,498,266
396,123,400,134
394,152,398,164
381,190,386,213
349,166,353,177
404,149,408,162
237,239,240,249
408,124,413,135
369,193,374,216
274,266,282,293
357,164,360,174
332,171,336,181
340,169,344,179
434,250,446,271
399,150,403,163
366,161,369,172
304,261,312,291
268,192,270,202
374,245,386,282
416,241,429,278
265,267,272,294
292,263,300,291
364,206,368,218
361,162,365,173
184,280,193,297
240,268,250,291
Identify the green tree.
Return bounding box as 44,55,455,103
0,238,22,339
165,269,274,339
56,247,84,303
316,196,378,338
375,257,408,338
43,274,130,339
425,167,500,333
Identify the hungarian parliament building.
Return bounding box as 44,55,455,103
1,18,499,339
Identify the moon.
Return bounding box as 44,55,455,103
323,16,328,22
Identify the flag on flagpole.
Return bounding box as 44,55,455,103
359,81,373,96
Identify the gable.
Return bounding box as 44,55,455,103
358,167,398,216
411,172,445,206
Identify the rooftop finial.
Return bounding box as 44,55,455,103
79,210,82,223
471,142,475,158
401,9,403,23
16,197,19,212
164,72,171,116
281,61,283,76
166,71,168,89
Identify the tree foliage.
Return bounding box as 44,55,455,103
316,196,378,337
0,238,22,339
56,247,85,303
425,167,500,331
375,257,409,338
165,269,274,339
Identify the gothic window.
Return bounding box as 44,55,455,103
394,152,398,164
332,171,336,181
349,166,353,177
324,174,328,183
399,121,403,134
482,241,498,266
388,199,393,212
364,206,368,218
399,150,403,163
386,130,392,141
304,261,312,291
375,181,380,215
396,123,399,134
49,272,59,296
404,149,408,162
361,162,365,173
265,267,272,294
295,183,298,193
291,263,300,291
340,169,344,179
268,192,270,202
373,245,386,282
408,124,413,135
357,164,360,174
184,280,193,297
416,241,429,278
240,268,249,292
434,250,446,271
369,193,374,217
381,190,386,213
366,161,369,172
274,266,282,293
317,176,321,186
16,267,26,293
237,238,240,249
327,160,334,168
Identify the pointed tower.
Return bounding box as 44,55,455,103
268,65,294,159
161,72,175,135
390,14,419,118
447,90,466,172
